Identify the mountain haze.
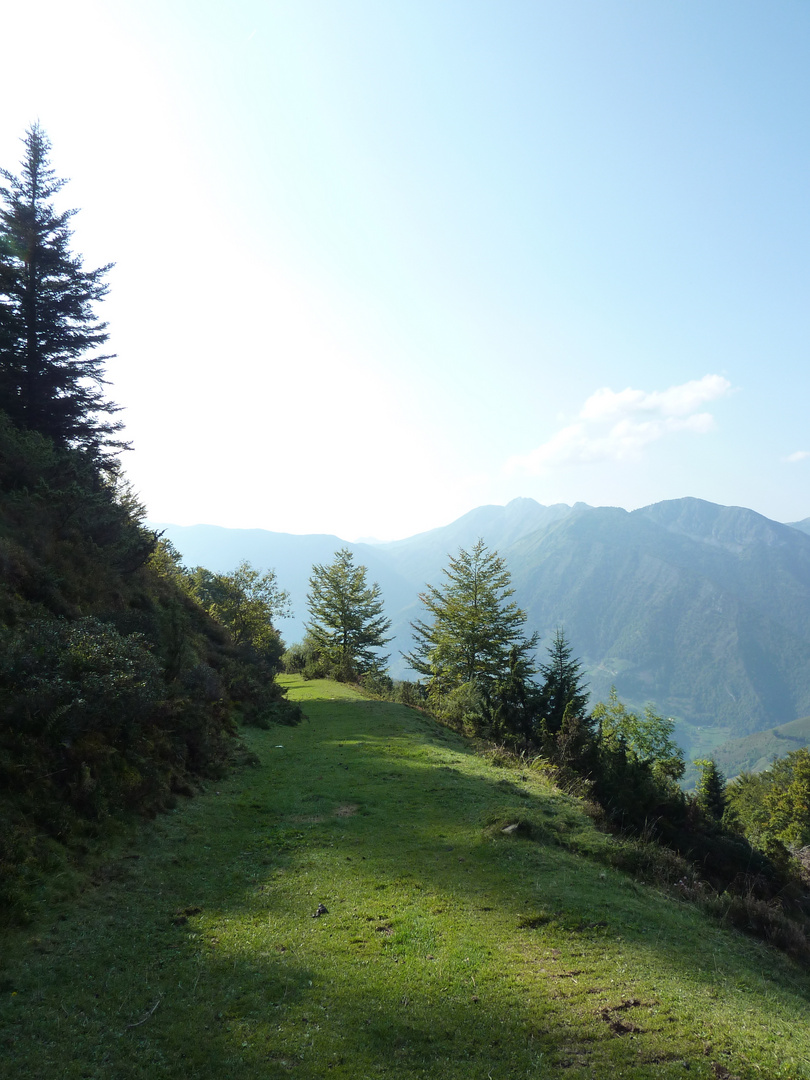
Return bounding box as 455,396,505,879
152,497,810,756
704,713,810,781
506,499,810,744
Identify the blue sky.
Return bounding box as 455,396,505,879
3,0,809,540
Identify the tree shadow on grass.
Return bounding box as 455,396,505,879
160,698,810,1077
3,696,810,1079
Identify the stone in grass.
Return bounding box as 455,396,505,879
501,819,532,836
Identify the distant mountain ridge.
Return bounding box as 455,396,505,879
151,497,810,757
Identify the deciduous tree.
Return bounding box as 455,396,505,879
763,749,810,849
187,560,291,660
725,750,810,850
593,686,684,783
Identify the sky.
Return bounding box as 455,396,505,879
2,0,809,541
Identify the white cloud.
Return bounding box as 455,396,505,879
508,374,732,474
785,450,810,463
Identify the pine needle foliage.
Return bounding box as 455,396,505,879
0,124,124,463
537,628,590,736
693,758,727,822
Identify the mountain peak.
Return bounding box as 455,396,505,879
634,497,799,552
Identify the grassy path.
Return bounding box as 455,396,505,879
2,677,810,1078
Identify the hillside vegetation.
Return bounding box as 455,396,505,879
0,414,297,920
0,125,299,920
2,678,809,1079
707,715,810,780
154,495,810,749
3,125,809,1076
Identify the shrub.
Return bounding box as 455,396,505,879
360,671,394,698
395,680,426,708
302,656,330,681
433,681,488,733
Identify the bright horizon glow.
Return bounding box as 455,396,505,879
2,1,809,542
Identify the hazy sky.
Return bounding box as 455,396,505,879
3,1,809,540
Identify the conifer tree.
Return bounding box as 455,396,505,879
537,628,590,736
0,124,124,461
405,539,538,719
694,758,727,821
306,549,392,681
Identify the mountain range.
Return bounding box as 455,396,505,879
150,497,810,763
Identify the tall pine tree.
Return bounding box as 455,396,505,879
0,124,124,461
694,758,727,822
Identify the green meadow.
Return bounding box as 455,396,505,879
2,676,809,1079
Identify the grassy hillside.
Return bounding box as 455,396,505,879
707,714,810,780
0,413,296,920
2,679,808,1079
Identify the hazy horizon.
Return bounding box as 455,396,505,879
3,1,810,541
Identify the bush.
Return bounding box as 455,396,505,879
395,680,426,708
433,681,488,733
0,618,166,818
360,670,394,698
302,656,330,681
283,636,325,678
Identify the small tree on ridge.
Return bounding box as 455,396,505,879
404,538,538,728
306,549,392,682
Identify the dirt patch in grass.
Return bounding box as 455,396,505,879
334,803,359,816
597,998,649,1036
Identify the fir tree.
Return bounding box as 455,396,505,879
537,628,590,736
694,758,727,822
0,124,124,461
405,539,538,723
306,549,392,681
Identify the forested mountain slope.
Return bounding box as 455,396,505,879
703,714,810,780
155,497,810,747
506,499,810,736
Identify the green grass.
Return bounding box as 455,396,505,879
2,675,810,1078
709,714,810,779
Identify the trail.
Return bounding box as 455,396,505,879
1,677,809,1079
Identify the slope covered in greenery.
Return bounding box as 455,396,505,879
2,678,808,1079
154,496,810,747
707,715,810,780
508,499,810,738
0,414,296,920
